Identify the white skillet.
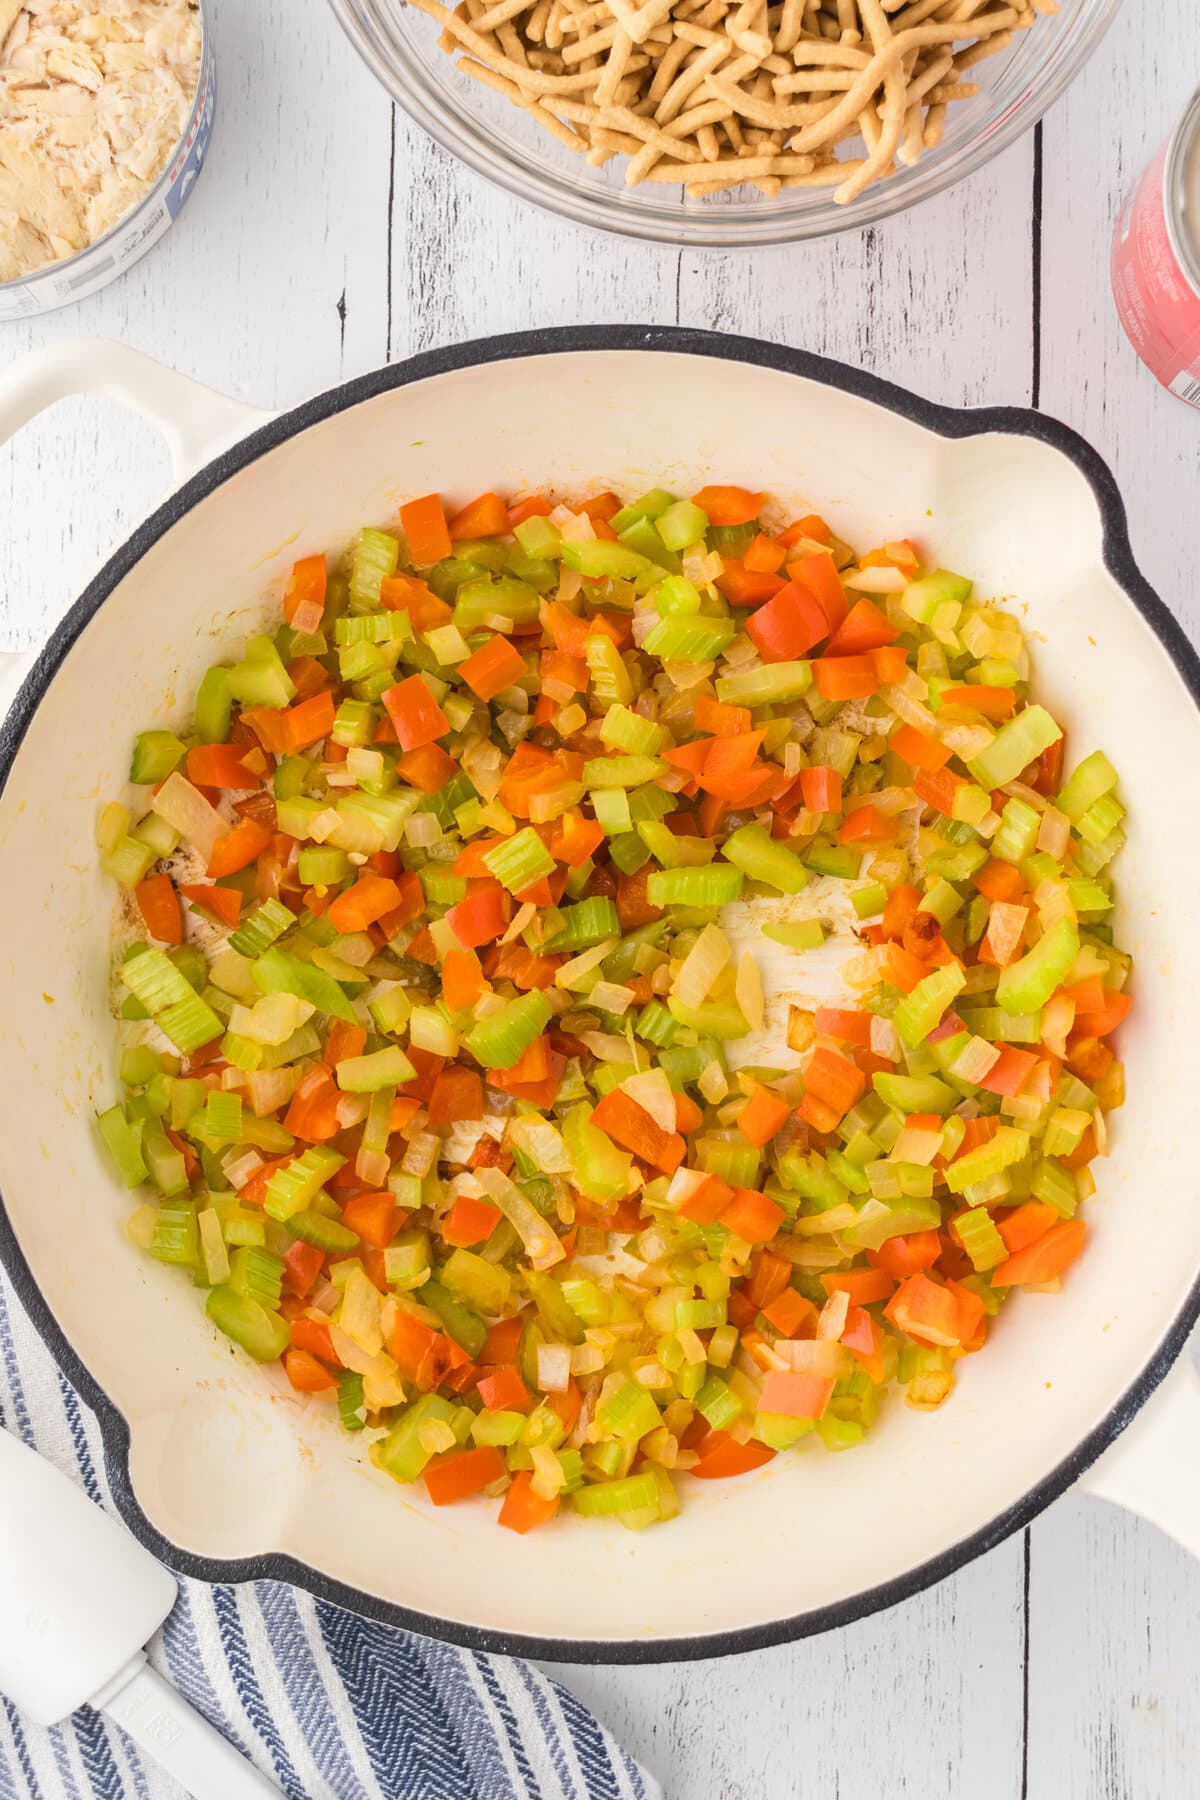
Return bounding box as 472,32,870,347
0,328,1196,1661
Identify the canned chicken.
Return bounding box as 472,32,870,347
0,5,215,321
1112,89,1200,407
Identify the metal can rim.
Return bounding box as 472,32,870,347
1164,85,1200,303
0,0,210,301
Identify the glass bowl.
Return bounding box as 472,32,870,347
328,0,1123,248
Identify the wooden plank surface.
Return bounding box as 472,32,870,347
1,0,1198,1795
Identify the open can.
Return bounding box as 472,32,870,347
1112,89,1200,407
0,7,215,321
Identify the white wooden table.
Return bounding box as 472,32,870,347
3,1,1199,1794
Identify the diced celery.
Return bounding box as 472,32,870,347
129,730,185,785
967,706,1061,790
546,898,620,951
483,826,556,895
901,569,972,624
642,616,736,661
422,1279,487,1356
762,919,825,949
1057,750,1118,823
350,528,399,608
465,992,552,1070
647,866,743,907
149,1197,198,1266
251,947,358,1024
264,1146,346,1222
336,1045,417,1092
723,824,808,895
804,845,862,880
894,963,966,1048
997,919,1078,1016
97,1105,148,1188
716,662,812,706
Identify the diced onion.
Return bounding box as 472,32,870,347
620,1068,677,1134
536,1343,571,1392
150,772,226,860
672,923,731,1011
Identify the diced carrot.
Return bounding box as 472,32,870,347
868,1230,942,1280
678,1174,735,1225
974,859,1028,904
507,494,553,527
186,744,261,789
742,1248,792,1310
179,882,241,928
913,767,967,817
423,1445,506,1505
719,1187,785,1245
814,1007,872,1046
838,803,896,844
820,1267,894,1305
284,1065,342,1142
328,874,401,933
692,484,762,526
447,881,512,949
691,1431,776,1479
400,493,452,566
428,1066,484,1127
695,694,752,737
993,1220,1087,1286
779,514,831,548
737,1085,793,1147
443,1196,502,1248
826,598,900,656
134,873,183,944
499,1469,560,1533
716,560,788,607
841,1304,886,1381
884,1272,963,1347
762,1288,818,1339
789,551,848,633
207,817,272,878
811,655,879,701
283,553,327,628
397,742,457,794
448,492,509,540
285,1348,339,1393
282,1241,326,1300
289,1316,339,1364
459,635,528,702
579,491,622,523
996,1200,1059,1255
476,1366,532,1411
803,1046,865,1120
744,533,787,574
483,1315,525,1364
940,685,1016,720
890,724,952,773
590,1088,684,1174
976,1045,1038,1098
759,1370,835,1420
341,1192,398,1250
382,675,449,751
799,765,842,812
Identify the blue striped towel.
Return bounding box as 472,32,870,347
0,1267,659,1800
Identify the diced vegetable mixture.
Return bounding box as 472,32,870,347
97,481,1131,1532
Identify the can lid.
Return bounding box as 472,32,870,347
1166,88,1200,299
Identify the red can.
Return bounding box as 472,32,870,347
1112,90,1200,406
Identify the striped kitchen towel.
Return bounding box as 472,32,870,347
0,1266,660,1800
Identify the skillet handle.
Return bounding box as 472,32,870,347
0,338,271,716
1077,1353,1200,1556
